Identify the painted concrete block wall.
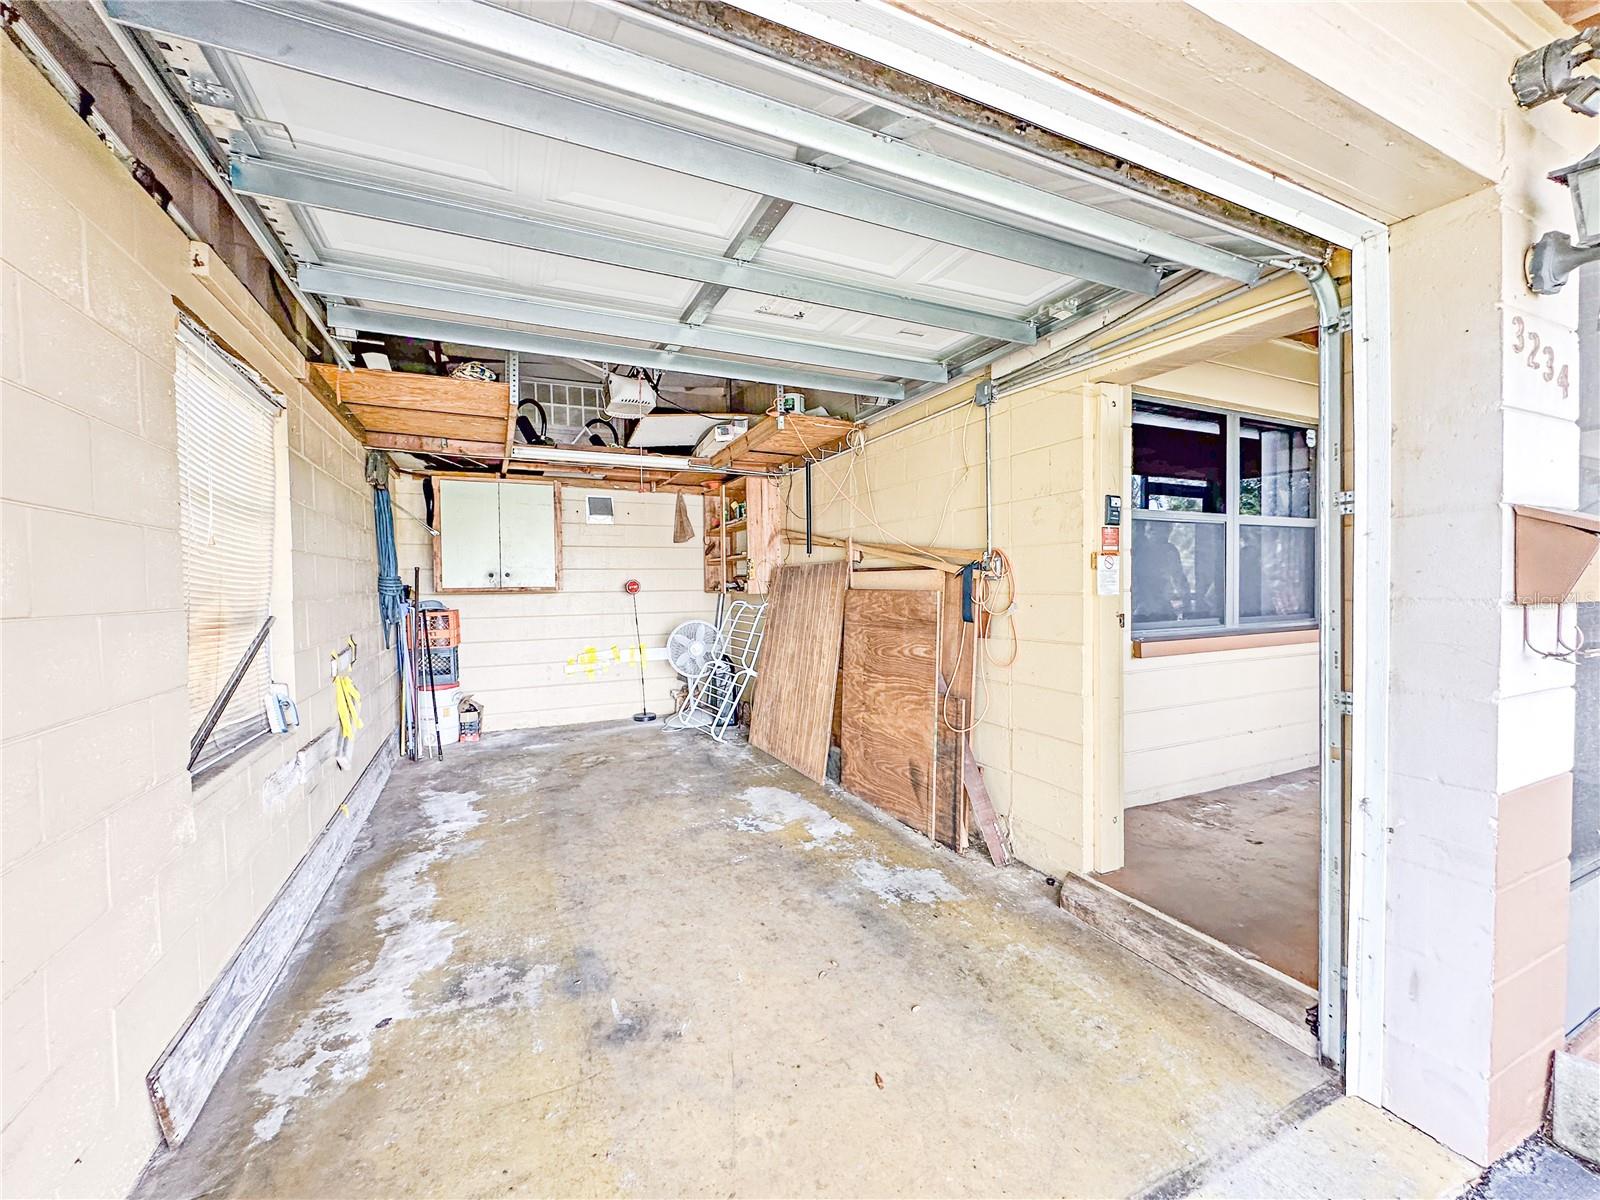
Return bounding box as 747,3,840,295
1124,641,1319,806
392,480,714,729
1,42,396,1196
782,376,1096,877
1384,171,1584,1163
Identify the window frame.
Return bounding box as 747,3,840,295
175,313,287,776
1130,394,1318,641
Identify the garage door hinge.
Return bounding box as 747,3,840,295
1333,691,1354,716
1325,306,1353,335
1334,490,1355,515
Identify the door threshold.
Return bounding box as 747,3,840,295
1058,872,1318,1057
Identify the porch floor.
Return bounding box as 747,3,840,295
133,729,1465,1198
1099,768,1321,988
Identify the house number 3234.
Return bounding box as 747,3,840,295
1510,315,1570,400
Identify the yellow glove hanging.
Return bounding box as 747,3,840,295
333,669,363,769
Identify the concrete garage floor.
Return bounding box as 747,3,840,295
133,727,1471,1199
1099,768,1321,987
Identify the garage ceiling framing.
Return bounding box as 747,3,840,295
297,265,951,382
228,156,1039,344
98,0,1308,410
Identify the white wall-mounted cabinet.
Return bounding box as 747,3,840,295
434,478,561,592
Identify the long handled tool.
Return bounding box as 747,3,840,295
415,567,444,758
625,579,655,723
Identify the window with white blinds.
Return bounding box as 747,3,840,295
175,316,283,766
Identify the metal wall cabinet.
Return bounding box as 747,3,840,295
435,478,561,593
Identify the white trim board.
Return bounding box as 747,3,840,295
146,733,399,1144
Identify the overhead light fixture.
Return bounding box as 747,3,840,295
508,444,777,477
510,444,694,470
1525,147,1600,294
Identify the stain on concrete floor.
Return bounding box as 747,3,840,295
132,726,1471,1198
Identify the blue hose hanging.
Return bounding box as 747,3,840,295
373,485,404,646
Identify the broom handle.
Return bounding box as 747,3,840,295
416,567,443,759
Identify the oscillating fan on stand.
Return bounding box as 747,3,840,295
666,619,728,721
665,601,766,740
666,620,720,680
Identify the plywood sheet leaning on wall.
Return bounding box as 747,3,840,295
840,590,949,844
749,561,849,782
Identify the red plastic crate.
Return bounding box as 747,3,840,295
414,608,460,648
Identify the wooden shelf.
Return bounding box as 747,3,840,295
703,472,780,593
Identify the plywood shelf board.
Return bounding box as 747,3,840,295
365,431,505,458
311,363,507,418
711,413,858,470
329,373,853,487
346,404,508,442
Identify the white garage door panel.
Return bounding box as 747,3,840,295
237,59,512,189
709,290,969,356
538,142,761,242
439,479,503,589
499,483,559,590
914,245,1068,308
310,212,702,313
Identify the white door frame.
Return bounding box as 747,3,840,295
733,0,1393,1099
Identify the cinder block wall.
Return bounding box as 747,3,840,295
783,375,1095,877
392,480,714,728
1,40,396,1195
1383,181,1580,1163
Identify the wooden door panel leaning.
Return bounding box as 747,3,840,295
840,589,946,843
748,560,849,782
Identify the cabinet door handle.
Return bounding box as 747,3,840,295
486,571,497,580
503,571,512,580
